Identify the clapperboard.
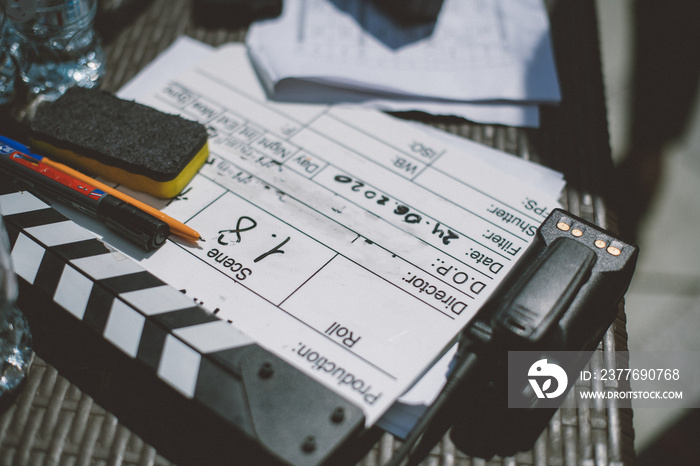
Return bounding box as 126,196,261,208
0,191,366,466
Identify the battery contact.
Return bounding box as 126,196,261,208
607,240,624,256
556,220,571,231
594,239,607,249
571,228,584,237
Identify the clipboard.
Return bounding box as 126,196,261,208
1,190,368,465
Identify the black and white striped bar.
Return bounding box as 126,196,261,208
0,191,364,465
2,191,254,393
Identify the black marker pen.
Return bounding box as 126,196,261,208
0,144,169,251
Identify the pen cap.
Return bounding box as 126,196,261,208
96,196,169,251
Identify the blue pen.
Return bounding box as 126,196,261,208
0,136,30,154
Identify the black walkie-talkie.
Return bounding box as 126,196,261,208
386,208,639,465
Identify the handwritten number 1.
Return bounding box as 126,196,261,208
254,236,291,263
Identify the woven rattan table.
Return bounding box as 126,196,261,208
0,0,635,464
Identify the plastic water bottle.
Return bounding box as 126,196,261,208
0,215,33,399
0,8,17,105
5,0,105,100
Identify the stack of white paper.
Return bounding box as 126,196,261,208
246,0,561,127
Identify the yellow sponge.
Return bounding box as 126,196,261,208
30,87,209,199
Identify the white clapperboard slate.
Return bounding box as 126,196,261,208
0,190,367,466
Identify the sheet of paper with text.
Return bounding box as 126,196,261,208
123,42,563,425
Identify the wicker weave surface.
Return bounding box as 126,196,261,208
0,0,635,464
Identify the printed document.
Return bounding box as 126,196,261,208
107,40,563,425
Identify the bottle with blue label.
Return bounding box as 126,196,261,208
5,0,105,100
